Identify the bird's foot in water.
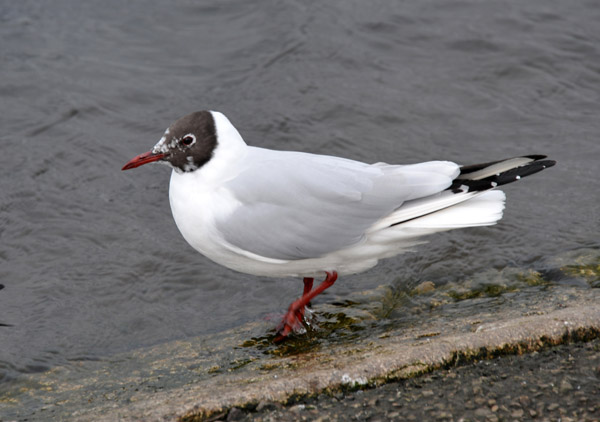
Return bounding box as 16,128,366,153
274,306,319,341
274,271,338,342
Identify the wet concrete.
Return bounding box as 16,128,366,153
128,305,600,422
2,250,599,421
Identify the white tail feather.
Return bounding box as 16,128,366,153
400,190,506,229
368,190,479,232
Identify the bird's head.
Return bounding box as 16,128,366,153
122,110,217,173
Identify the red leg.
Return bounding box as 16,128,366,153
296,277,314,321
303,277,314,296
275,271,338,342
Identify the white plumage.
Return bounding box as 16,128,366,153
122,110,555,338
167,112,507,277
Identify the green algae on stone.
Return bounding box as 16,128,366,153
207,365,222,374
416,331,441,339
410,281,436,295
443,267,553,302
368,286,411,319
542,248,600,286
258,362,281,371
446,283,517,301
228,358,258,371
238,310,368,358
561,256,600,286
514,269,548,286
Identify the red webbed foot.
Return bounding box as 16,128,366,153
274,271,337,342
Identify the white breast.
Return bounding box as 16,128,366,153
168,169,246,270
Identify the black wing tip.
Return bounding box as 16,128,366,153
495,159,555,184
458,154,549,176
460,154,556,175
451,156,556,193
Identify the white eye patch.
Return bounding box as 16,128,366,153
181,133,196,147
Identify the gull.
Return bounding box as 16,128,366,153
122,111,555,340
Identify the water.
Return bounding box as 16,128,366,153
1,0,599,402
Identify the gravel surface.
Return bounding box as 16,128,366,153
217,339,600,422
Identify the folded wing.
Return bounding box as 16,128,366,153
216,148,458,260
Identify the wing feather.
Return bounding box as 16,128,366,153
215,148,458,260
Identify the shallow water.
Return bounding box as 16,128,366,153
0,0,599,399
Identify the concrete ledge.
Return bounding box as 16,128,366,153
86,305,599,421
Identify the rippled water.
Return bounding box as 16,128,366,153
1,0,599,394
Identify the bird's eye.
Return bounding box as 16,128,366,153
181,134,196,146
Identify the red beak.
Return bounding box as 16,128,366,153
122,151,165,170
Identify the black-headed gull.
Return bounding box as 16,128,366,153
122,111,555,340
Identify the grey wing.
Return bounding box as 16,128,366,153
215,149,458,260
